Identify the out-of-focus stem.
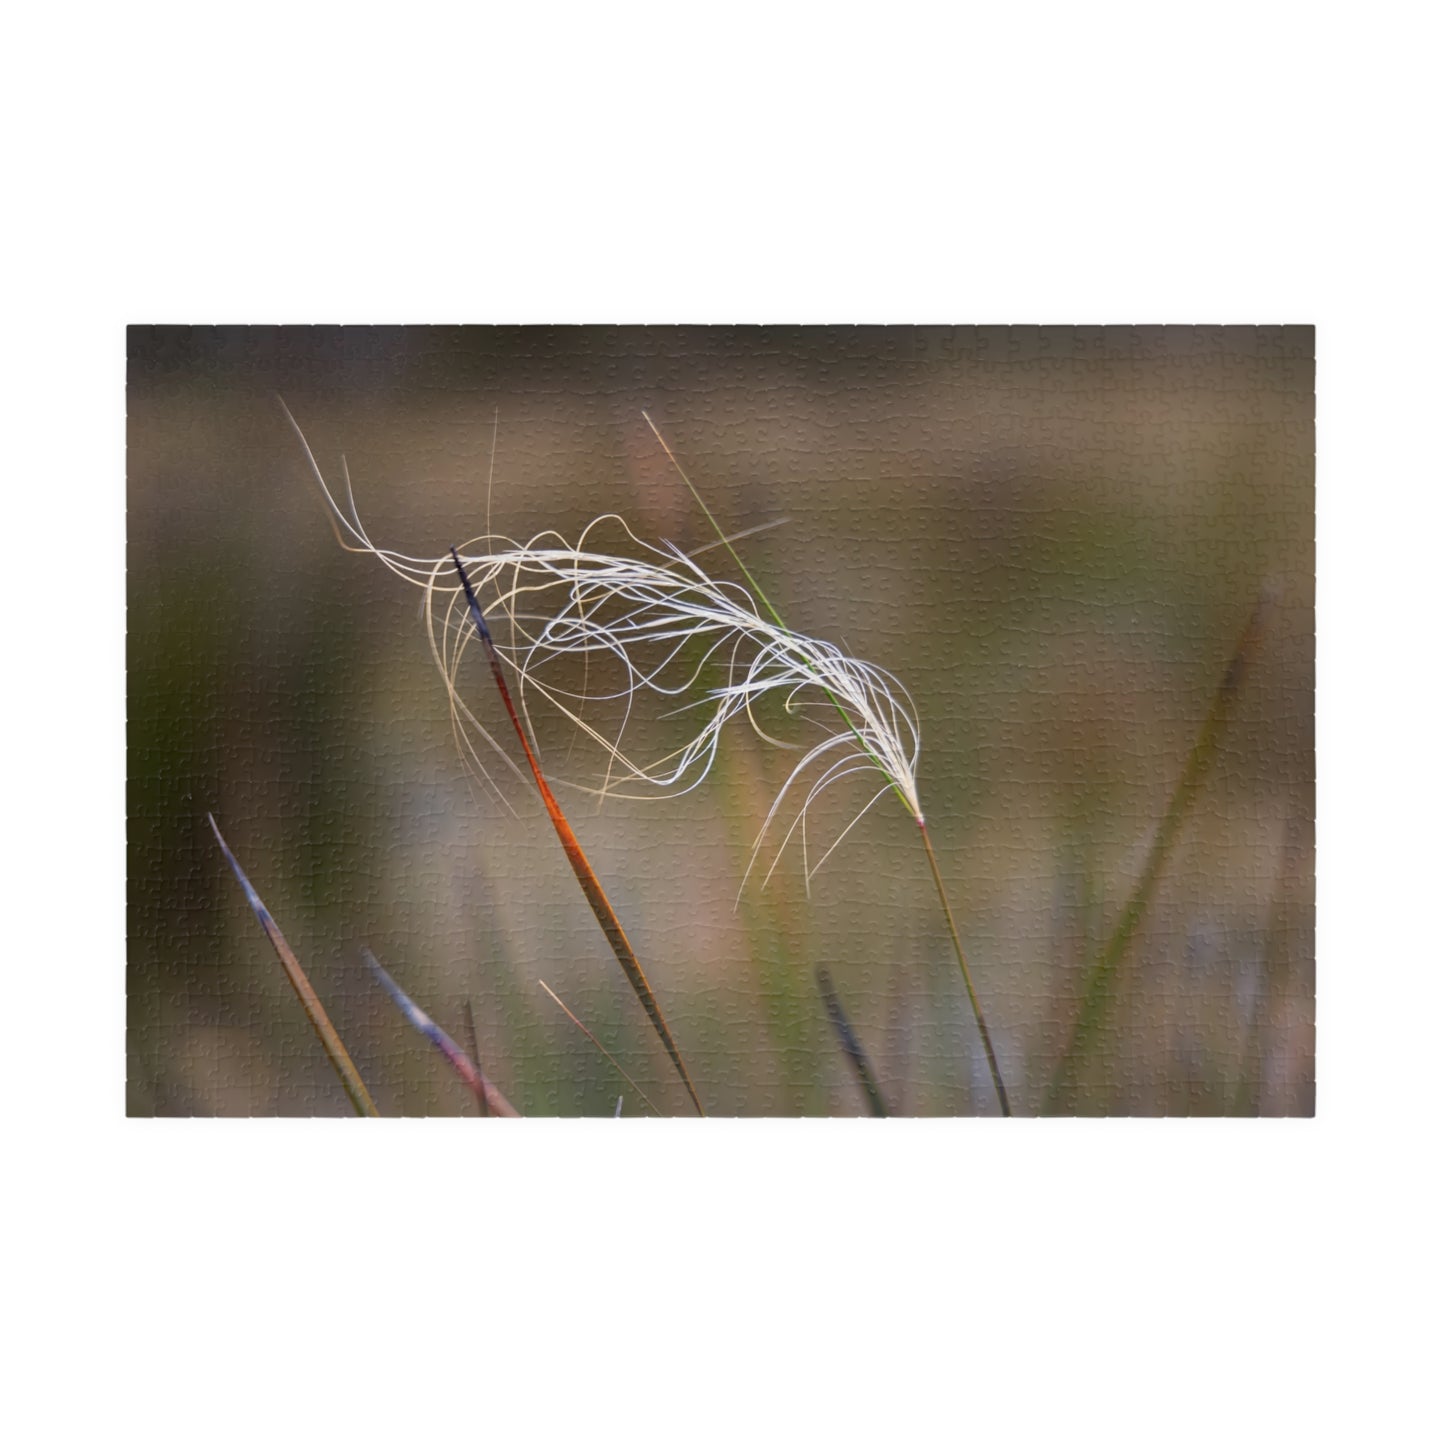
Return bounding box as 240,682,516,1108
919,821,1012,1116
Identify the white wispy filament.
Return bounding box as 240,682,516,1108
291,415,924,889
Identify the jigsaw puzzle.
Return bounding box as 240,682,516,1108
126,325,1314,1116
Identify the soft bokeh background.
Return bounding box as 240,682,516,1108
127,326,1313,1116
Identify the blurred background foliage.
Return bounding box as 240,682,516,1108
127,326,1313,1116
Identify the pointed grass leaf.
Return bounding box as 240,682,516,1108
816,968,889,1118
362,950,520,1117
208,814,379,1118
1044,591,1276,1112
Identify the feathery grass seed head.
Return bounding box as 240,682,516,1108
288,407,925,883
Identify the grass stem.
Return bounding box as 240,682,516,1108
816,968,890,1117
1044,592,1274,1112
538,980,662,1116
918,822,1012,1116
449,547,705,1115
209,814,379,1118
460,999,489,1116
363,949,520,1116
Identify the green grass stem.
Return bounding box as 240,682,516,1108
1044,592,1274,1112
917,823,1012,1115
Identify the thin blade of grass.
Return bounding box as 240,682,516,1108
538,979,662,1116
1045,591,1275,1112
460,998,489,1116
816,967,889,1118
917,822,1012,1115
362,949,520,1117
208,814,379,1118
449,546,705,1115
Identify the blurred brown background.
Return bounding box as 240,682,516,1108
127,325,1313,1116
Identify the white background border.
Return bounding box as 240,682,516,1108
6,4,1437,1440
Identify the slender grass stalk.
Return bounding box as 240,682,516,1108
714,732,818,1113
815,968,889,1118
916,825,1012,1115
460,999,489,1116
208,814,378,1117
449,547,705,1116
1045,591,1274,1112
646,416,1012,1115
363,948,520,1117
537,980,662,1116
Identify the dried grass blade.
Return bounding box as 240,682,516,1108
1045,591,1275,1112
362,949,520,1117
538,980,662,1116
208,814,379,1118
449,548,705,1115
816,968,889,1118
